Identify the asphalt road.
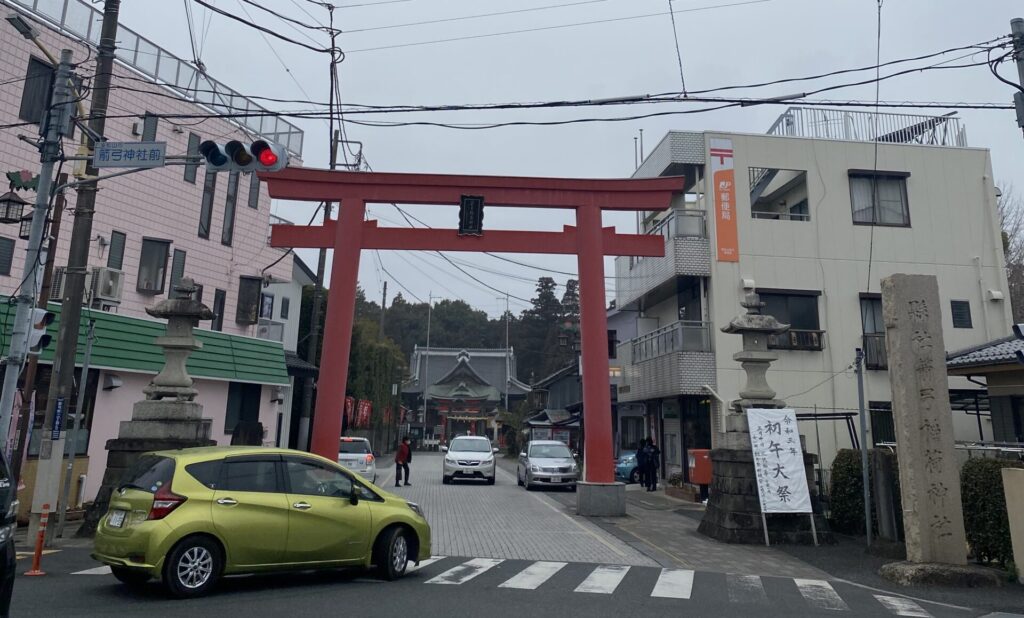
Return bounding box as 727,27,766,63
9,453,1017,617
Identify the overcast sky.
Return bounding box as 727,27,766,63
119,0,1024,317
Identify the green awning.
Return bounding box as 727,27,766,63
1,300,289,385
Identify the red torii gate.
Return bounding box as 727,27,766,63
261,168,682,487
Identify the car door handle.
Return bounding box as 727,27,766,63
216,498,237,506
293,502,312,510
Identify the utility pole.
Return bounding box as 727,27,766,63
0,50,74,455
32,0,121,546
1012,18,1024,136
298,129,339,451
379,281,387,338
496,293,510,412
854,348,873,548
11,173,68,487
55,319,94,538
421,294,434,440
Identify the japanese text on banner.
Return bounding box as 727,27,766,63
747,408,812,513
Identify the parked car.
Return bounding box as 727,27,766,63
92,446,430,598
338,437,377,483
0,449,16,617
615,450,639,484
441,436,497,485
517,440,579,491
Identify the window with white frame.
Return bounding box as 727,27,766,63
849,171,910,226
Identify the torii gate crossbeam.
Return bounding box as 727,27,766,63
261,168,683,497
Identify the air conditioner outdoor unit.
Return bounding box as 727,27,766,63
256,319,285,342
91,267,124,304
50,266,66,300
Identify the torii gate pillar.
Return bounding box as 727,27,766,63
262,168,682,517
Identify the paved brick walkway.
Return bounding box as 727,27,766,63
382,453,655,566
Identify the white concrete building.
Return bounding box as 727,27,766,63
616,108,1011,484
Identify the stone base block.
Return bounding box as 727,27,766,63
879,561,1003,587
576,482,626,517
131,400,205,421
117,418,213,440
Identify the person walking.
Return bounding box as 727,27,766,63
644,438,661,492
395,436,412,487
635,438,649,487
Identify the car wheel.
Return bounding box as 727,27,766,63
111,566,151,587
629,468,638,484
162,536,222,599
442,475,451,485
570,484,578,493
487,476,496,485
516,468,523,486
375,527,410,581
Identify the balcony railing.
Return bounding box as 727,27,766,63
767,329,825,351
630,209,706,269
766,107,966,148
631,320,711,362
863,333,887,369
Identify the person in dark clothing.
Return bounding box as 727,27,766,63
635,439,649,487
644,439,661,491
395,437,412,487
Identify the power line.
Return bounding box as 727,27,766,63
186,0,337,53
667,0,688,94
342,0,609,34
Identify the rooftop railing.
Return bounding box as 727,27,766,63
767,107,966,148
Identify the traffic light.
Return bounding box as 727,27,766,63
28,307,54,355
198,139,288,172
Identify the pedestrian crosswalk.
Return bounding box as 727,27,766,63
70,555,940,616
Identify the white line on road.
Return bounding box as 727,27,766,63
498,561,567,590
426,558,503,585
574,565,630,594
72,566,112,575
875,595,933,617
795,579,850,611
727,574,767,604
650,568,695,599
408,556,447,573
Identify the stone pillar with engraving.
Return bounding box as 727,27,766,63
78,279,216,536
698,292,831,544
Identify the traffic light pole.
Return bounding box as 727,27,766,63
35,0,121,545
0,51,74,454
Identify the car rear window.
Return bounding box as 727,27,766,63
185,460,222,489
339,440,370,454
119,455,175,494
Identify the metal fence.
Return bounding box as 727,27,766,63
8,0,305,156
630,320,711,362
767,107,966,148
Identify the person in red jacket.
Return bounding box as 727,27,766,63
395,436,412,487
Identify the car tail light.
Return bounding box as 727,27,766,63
365,454,374,465
148,484,187,520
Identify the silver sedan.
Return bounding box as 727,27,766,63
517,440,578,491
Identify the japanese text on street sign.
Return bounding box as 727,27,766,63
51,397,65,440
747,408,811,513
93,141,167,168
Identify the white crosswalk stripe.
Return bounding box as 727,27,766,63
727,574,767,604
498,561,566,590
874,595,932,617
795,579,850,611
425,557,503,585
408,556,447,573
650,568,695,599
574,565,630,594
72,566,112,575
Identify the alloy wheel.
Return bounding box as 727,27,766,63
392,533,408,572
177,546,214,589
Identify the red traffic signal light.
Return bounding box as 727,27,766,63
198,140,288,172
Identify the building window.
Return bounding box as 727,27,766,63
199,170,216,239
141,112,158,141
248,173,260,209
212,289,226,331
607,330,618,359
168,249,187,298
136,238,170,294
760,290,823,350
107,231,126,270
236,276,262,325
19,57,54,124
951,300,973,329
280,296,290,320
869,401,896,446
749,167,810,221
849,172,910,226
0,237,15,276
184,132,201,183
193,283,204,303
860,295,887,370
224,382,262,433
221,171,239,246
260,293,274,319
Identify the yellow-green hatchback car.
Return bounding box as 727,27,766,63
92,446,430,598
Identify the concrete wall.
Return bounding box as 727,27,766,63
0,11,292,337
702,132,1011,467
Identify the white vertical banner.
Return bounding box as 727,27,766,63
747,408,811,513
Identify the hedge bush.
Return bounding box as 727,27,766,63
961,458,1023,566
827,448,902,536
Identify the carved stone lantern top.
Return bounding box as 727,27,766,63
721,291,790,336
145,278,216,322
143,277,215,402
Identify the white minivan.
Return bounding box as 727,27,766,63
338,436,377,483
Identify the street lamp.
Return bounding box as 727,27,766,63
5,12,39,39
0,191,28,224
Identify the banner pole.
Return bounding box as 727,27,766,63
809,513,819,547
761,512,770,546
